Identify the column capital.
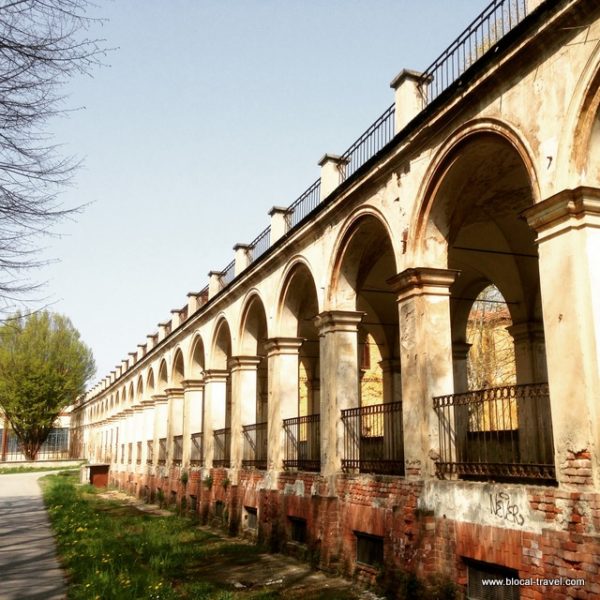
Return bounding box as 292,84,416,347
388,267,459,302
164,387,184,398
314,310,364,335
452,341,472,361
151,393,168,405
182,378,205,391
141,399,154,408
507,321,545,344
203,369,229,383
228,355,262,371
265,337,303,356
523,186,600,240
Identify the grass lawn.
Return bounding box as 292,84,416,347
0,465,80,475
41,473,300,600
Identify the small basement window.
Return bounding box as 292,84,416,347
467,560,519,600
355,532,383,567
245,506,257,530
289,517,307,544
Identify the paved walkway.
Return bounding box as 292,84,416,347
0,472,66,600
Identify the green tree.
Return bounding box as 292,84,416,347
0,311,95,459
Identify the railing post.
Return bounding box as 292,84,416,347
389,268,458,479
233,244,251,276
318,154,349,199
390,69,429,134
269,206,290,243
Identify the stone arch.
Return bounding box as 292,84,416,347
562,44,600,186
157,360,168,394
171,348,185,387
210,317,232,370
188,333,206,379
146,368,155,396
136,375,144,401
411,119,541,266
127,381,134,406
238,291,269,355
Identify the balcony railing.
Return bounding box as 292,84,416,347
127,443,133,464
213,428,231,468
249,227,271,263
221,260,236,287
172,435,183,465
433,383,555,482
190,432,203,466
421,0,529,103
286,179,321,230
283,414,321,472
341,402,404,475
146,440,153,465
136,441,142,465
242,422,267,469
158,437,167,466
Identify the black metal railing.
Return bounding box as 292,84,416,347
242,422,267,469
127,442,132,464
146,440,153,465
158,437,167,465
341,402,404,475
221,260,236,287
172,435,183,465
433,383,555,482
421,0,528,104
341,104,395,181
120,443,125,464
283,414,321,472
286,179,322,230
190,432,203,466
249,227,271,263
213,428,231,468
136,441,142,465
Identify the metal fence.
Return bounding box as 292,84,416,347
249,227,271,263
341,402,404,475
213,428,231,468
433,382,555,482
136,441,142,465
172,435,183,465
286,179,322,230
158,438,167,465
190,432,203,466
283,414,321,472
147,440,154,465
242,422,267,469
0,427,70,462
421,0,529,103
221,260,236,287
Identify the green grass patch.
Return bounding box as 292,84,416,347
41,473,279,600
0,465,79,475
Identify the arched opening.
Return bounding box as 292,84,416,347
278,262,320,471
156,360,169,465
331,214,403,475
239,295,269,469
427,132,554,483
190,335,205,379
188,335,205,465
211,319,232,468
171,349,185,464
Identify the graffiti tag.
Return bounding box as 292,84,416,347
489,491,525,526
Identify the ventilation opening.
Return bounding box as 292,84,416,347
245,506,257,530
289,517,307,544
215,500,224,518
467,560,520,600
355,532,384,567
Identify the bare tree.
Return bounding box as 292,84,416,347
0,0,103,310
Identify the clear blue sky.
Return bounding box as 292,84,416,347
36,0,491,385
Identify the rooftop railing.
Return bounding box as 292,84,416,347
421,0,529,103
249,226,271,263
286,179,321,230
221,260,236,287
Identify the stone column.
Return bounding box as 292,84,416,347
229,356,261,469
141,400,154,469
265,338,303,476
314,311,364,478
182,379,204,467
389,268,458,479
203,370,229,468
507,322,547,385
165,387,184,467
152,394,168,469
451,342,472,465
132,405,144,472
524,187,600,487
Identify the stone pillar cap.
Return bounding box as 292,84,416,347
390,68,430,89
318,153,349,167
